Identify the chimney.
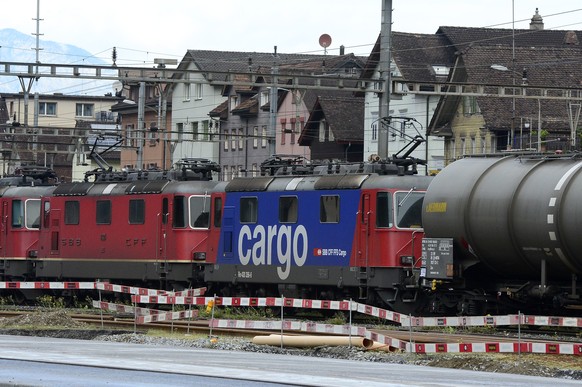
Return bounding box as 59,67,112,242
530,8,544,30
339,45,345,55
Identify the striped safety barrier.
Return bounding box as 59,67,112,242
1,281,581,329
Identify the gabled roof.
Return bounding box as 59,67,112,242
299,95,364,145
430,43,582,133
231,96,258,116
361,32,456,82
436,26,582,51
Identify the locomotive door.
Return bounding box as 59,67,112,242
357,193,370,267
157,197,169,261
0,201,6,257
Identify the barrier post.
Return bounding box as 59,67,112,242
98,287,104,329
171,303,175,332
518,310,521,358
208,294,216,340
187,295,192,334
280,295,284,349
348,298,353,348
133,289,137,334
409,313,413,350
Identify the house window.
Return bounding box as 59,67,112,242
194,83,203,100
230,95,238,111
238,128,244,149
125,124,134,147
202,120,209,141
240,197,258,223
183,73,191,101
261,126,267,148
329,127,335,141
481,136,486,153
319,120,326,142
371,111,379,141
39,102,57,116
191,122,199,141
76,103,94,117
260,90,269,106
231,129,237,150
281,119,286,145
96,200,111,225
223,129,229,151
320,195,339,223
129,199,145,224
253,126,259,148
463,96,480,115
65,200,80,225
176,123,184,142
251,163,258,177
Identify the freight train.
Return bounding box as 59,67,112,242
1,154,581,316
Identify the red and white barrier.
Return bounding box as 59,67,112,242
1,281,581,331
95,282,206,297
91,300,155,316
0,281,95,290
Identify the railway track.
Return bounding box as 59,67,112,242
0,309,579,348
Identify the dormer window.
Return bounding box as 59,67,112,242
432,65,450,76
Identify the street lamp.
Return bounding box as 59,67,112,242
490,64,532,150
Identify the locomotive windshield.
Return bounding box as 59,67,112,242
12,199,41,229
395,191,424,229
189,195,210,228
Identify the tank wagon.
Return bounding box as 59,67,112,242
422,154,582,315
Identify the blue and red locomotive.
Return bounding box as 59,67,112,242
1,154,582,316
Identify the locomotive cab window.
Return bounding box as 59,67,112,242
173,196,187,228
240,197,258,223
376,192,393,228
26,199,41,229
190,195,210,228
129,199,145,224
12,199,41,229
320,195,339,223
96,200,111,225
395,191,424,229
64,200,80,225
279,196,298,223
11,200,23,228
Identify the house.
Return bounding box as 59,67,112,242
171,50,364,180
110,82,172,171
299,91,364,162
428,10,582,163
361,32,453,175
0,92,121,181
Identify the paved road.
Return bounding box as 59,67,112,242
0,335,579,386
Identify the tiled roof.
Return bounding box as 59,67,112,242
231,96,258,116
432,44,582,132
300,95,364,145
361,32,456,82
437,26,582,51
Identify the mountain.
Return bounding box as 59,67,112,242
0,28,113,95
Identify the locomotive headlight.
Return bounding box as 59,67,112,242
193,252,206,261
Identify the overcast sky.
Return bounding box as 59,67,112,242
1,0,581,66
